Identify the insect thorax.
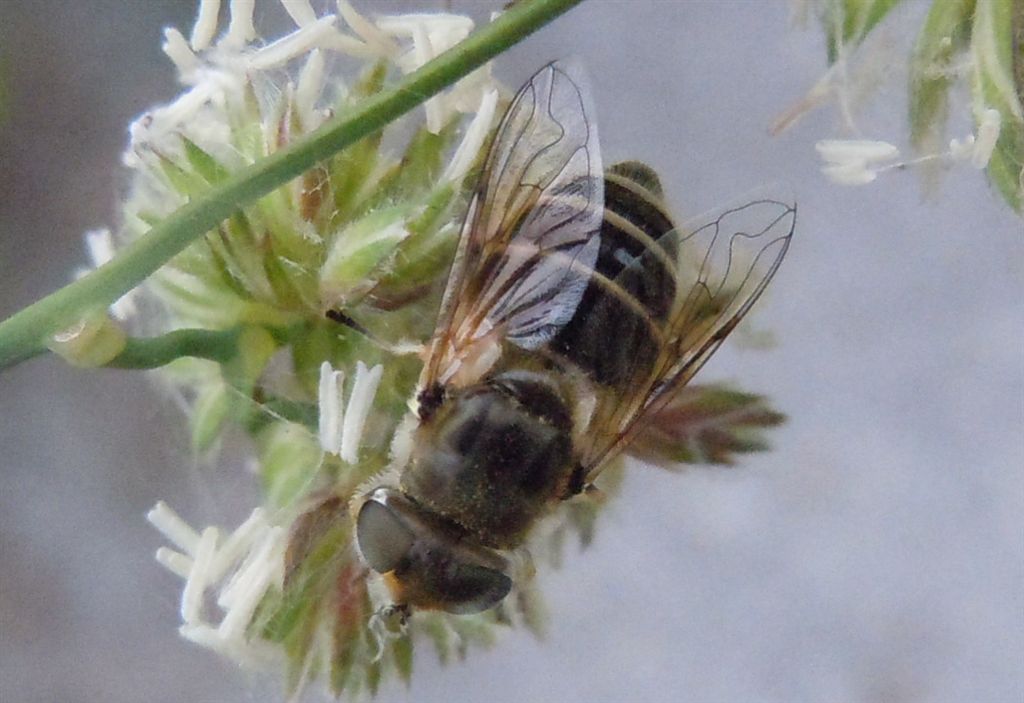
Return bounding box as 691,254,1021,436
401,369,575,549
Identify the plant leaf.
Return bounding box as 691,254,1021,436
823,0,906,64
627,384,786,467
971,0,1024,212
909,0,977,153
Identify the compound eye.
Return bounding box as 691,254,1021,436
445,563,513,615
356,499,415,573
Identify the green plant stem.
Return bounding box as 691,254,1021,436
107,322,302,369
0,0,585,370
107,328,244,369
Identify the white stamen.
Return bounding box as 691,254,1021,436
444,88,498,182
336,0,400,57
190,0,221,51
180,623,279,670
815,139,899,164
179,623,225,650
156,547,193,579
281,0,319,27
375,14,474,37
163,28,200,75
85,228,115,267
148,504,290,668
426,22,470,56
949,134,976,161
217,527,285,640
207,508,268,583
815,139,900,186
147,501,202,555
131,81,221,148
181,527,220,624
216,536,264,610
971,108,1001,169
318,361,345,455
109,296,137,323
295,49,326,128
248,16,339,70
90,219,141,321
409,21,434,71
224,0,256,47
340,362,383,463
446,64,494,114
821,161,879,185
316,30,376,58
410,22,443,133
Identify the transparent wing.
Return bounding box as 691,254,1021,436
577,195,796,478
421,60,603,389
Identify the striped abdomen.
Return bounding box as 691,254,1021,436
550,161,678,388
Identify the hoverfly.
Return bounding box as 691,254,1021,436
353,61,795,615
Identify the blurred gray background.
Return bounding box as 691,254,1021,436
1,1,1021,702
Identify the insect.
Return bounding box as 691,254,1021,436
353,61,795,615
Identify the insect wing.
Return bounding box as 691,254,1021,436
422,61,604,388
579,194,796,477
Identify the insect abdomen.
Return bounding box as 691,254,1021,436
550,162,678,388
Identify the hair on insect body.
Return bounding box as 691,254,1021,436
350,60,795,615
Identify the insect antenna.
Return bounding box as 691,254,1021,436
324,308,425,358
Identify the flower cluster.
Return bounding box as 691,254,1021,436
781,0,1022,212
125,0,534,694
814,108,1002,186
91,0,790,697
